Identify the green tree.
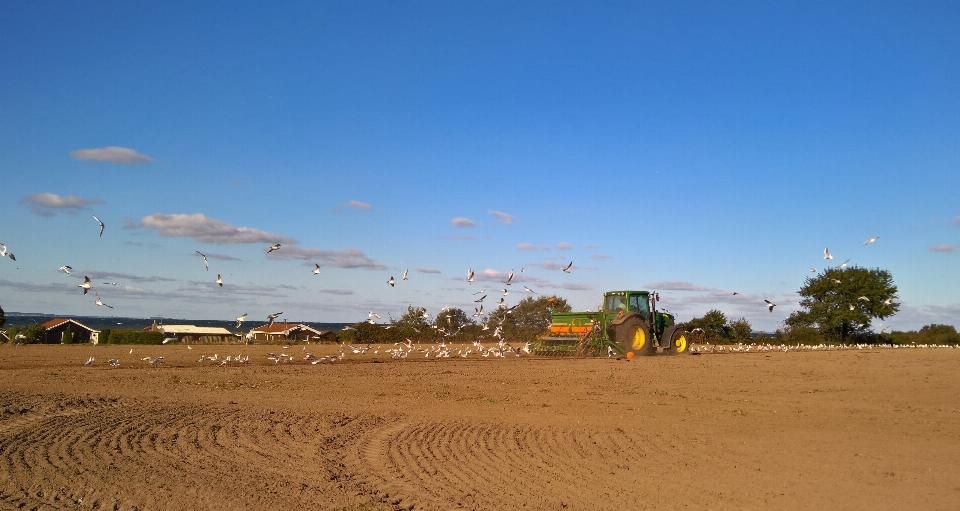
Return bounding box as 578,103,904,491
915,324,960,345
8,323,45,344
0,305,5,329
786,266,899,342
491,295,571,342
682,309,728,342
61,323,73,344
435,308,473,334
727,317,753,343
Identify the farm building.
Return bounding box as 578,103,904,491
158,325,236,344
41,318,100,344
248,323,335,343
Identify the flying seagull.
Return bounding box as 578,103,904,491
732,291,740,295
79,276,92,295
810,268,817,273
764,299,776,313
8,252,15,261
524,286,537,294
267,244,281,253
863,236,880,246
402,269,408,280
216,274,223,287
883,297,893,306
467,268,475,284
562,261,573,273
313,263,321,275
93,215,105,237
196,251,208,270
505,270,514,285
387,276,395,287
267,312,283,327
501,288,509,296
368,311,381,320
824,248,833,260
837,259,850,268
95,293,114,309
0,243,5,257
236,313,247,329
857,296,870,302
59,265,72,274
474,295,486,303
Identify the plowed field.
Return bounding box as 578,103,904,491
2,344,958,510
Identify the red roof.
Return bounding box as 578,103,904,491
41,318,94,331
249,323,325,335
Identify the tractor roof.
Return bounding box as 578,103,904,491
604,290,649,295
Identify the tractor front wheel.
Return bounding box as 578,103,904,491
615,316,655,356
662,326,692,355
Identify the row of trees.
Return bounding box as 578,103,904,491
338,295,571,345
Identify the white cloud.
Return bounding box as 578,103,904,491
451,217,476,228
20,193,104,216
320,289,355,295
560,283,593,291
583,243,598,249
74,270,177,283
490,210,515,225
134,213,296,245
590,253,612,260
954,216,960,228
70,146,154,165
643,280,714,291
416,267,441,274
348,200,372,210
266,246,386,269
194,252,241,261
556,242,573,250
930,244,957,253
529,259,571,271
517,243,549,250
440,235,477,241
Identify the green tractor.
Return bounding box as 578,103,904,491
535,290,692,357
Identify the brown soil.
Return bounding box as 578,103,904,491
1,344,958,510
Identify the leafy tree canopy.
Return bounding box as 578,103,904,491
489,295,571,342
787,266,899,341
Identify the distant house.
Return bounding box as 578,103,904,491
248,323,335,343
158,325,236,344
41,318,100,344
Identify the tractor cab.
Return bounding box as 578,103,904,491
603,291,651,318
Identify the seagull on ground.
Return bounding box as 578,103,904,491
312,263,321,275
95,293,114,309
562,261,573,273
267,244,281,253
824,247,833,260
402,269,408,280
59,265,72,274
83,356,95,366
236,313,247,329
764,300,776,313
267,312,283,327
196,251,209,270
216,274,223,287
93,215,105,237
79,276,92,295
863,236,880,246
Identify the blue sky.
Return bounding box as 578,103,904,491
2,0,958,330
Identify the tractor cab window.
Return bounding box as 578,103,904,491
605,295,625,313
628,294,650,315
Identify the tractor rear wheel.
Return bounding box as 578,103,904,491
662,326,692,355
615,316,655,356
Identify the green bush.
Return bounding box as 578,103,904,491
99,328,111,344
6,323,45,344
106,329,165,345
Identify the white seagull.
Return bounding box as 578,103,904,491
267,244,281,253
764,299,776,313
216,274,223,287
235,313,247,329
267,312,283,327
59,265,72,274
562,261,573,273
95,293,114,309
524,286,537,294
387,276,395,287
313,263,321,275
467,268,475,284
863,236,879,246
196,251,209,270
402,269,408,280
505,270,514,285
79,276,92,295
0,243,5,257
824,247,833,260
857,296,870,302
368,311,381,320
93,215,105,237
474,295,486,303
